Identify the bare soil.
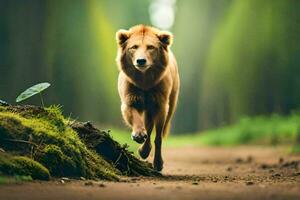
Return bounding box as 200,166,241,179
0,146,300,200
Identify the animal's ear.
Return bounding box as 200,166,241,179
116,29,130,46
157,31,173,47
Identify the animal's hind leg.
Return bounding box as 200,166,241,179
138,112,154,159
153,110,167,171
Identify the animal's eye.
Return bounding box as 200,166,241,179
147,45,155,50
130,45,139,50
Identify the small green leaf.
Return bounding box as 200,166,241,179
16,82,51,103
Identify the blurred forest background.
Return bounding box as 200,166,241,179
0,0,300,141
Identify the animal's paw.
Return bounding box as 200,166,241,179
138,143,152,159
153,158,164,172
131,130,147,144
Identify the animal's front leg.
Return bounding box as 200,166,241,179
153,106,168,171
121,104,147,144
138,112,154,159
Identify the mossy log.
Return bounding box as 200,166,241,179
0,104,159,180
71,122,160,176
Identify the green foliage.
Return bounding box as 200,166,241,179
199,114,299,146
169,0,300,132
199,0,300,130
16,82,50,102
16,83,51,107
44,1,121,123
0,105,118,180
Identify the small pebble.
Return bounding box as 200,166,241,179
0,100,9,106
247,156,253,163
61,177,71,182
279,157,284,164
260,164,270,169
80,177,86,181
85,181,93,186
192,182,199,185
246,181,254,186
60,180,65,184
99,183,106,187
293,172,300,176
272,173,281,177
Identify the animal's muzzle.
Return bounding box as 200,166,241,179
136,58,147,67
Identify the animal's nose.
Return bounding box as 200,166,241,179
136,58,147,66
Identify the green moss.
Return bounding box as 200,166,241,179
0,105,119,180
0,175,33,184
38,145,76,176
0,153,50,180
0,105,158,180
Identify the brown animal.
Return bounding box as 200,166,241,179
116,25,180,171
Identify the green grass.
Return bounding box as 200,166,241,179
110,113,300,151
199,114,300,146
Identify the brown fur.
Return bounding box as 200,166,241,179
116,25,180,171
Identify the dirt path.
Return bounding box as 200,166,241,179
1,146,300,200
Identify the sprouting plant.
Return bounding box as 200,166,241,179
16,82,51,107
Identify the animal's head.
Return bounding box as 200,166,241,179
116,25,173,72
